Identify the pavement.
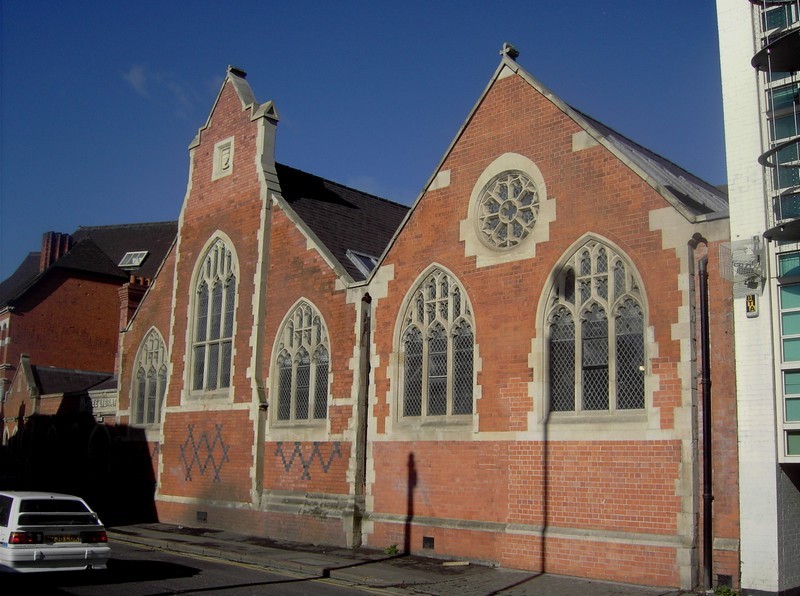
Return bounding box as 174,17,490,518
107,523,696,595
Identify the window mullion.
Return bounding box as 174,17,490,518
608,313,618,413
204,282,211,390
446,331,454,415
421,331,430,419
215,338,222,389
201,339,208,391
309,359,317,419
290,360,298,422
575,308,584,413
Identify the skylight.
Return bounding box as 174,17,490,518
346,250,378,278
118,251,148,269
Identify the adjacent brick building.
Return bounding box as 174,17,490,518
111,46,736,590
0,222,176,439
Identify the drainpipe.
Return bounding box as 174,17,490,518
350,293,372,548
698,256,713,589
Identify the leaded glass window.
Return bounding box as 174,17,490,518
547,240,645,413
133,329,168,425
453,320,474,415
192,239,237,392
582,304,609,411
403,327,423,416
615,299,645,409
549,307,575,412
277,353,292,420
401,268,474,418
477,170,540,250
313,347,329,419
274,301,330,422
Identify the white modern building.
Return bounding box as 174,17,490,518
717,1,800,593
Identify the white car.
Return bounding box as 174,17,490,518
0,491,110,573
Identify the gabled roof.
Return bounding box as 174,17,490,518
506,48,728,221
189,65,279,150
0,239,126,308
51,238,128,278
275,163,409,281
576,112,728,218
0,221,177,308
394,44,727,249
30,366,113,396
72,221,177,280
0,252,40,307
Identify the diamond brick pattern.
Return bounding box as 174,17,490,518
275,442,342,480
180,424,230,482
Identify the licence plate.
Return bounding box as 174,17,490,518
47,535,80,543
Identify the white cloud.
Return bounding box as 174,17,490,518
123,65,149,97
123,65,199,119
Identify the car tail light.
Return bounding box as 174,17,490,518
9,531,43,544
81,530,107,544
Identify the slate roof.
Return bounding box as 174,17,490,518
276,163,409,281
578,111,728,218
411,47,729,234
50,238,129,279
72,221,177,280
0,252,41,307
30,366,113,396
88,376,118,392
0,221,177,308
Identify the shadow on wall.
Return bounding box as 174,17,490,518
405,452,416,555
0,411,157,526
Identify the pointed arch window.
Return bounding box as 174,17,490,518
547,241,645,413
400,269,474,419
274,301,330,422
192,239,237,392
134,329,168,425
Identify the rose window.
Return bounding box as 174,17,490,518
477,170,539,249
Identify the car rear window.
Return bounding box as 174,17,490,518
19,499,90,513
17,513,99,526
16,498,99,526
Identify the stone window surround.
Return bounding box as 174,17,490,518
186,234,239,401
394,265,477,430
269,298,331,429
545,239,647,415
132,327,168,427
461,152,555,268
540,236,650,422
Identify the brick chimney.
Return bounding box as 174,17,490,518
119,276,149,330
39,231,74,272
114,277,150,374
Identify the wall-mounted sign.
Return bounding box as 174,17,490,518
746,293,759,318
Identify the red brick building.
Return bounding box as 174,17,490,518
0,222,176,439
0,224,172,518
116,48,737,590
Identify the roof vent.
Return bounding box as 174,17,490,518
227,65,247,78
501,43,519,60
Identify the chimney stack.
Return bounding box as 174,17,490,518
39,232,74,272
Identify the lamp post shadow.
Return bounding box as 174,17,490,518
405,452,417,555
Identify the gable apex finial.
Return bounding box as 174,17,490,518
227,65,247,78
501,43,519,61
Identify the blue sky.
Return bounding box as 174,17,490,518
0,1,725,280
